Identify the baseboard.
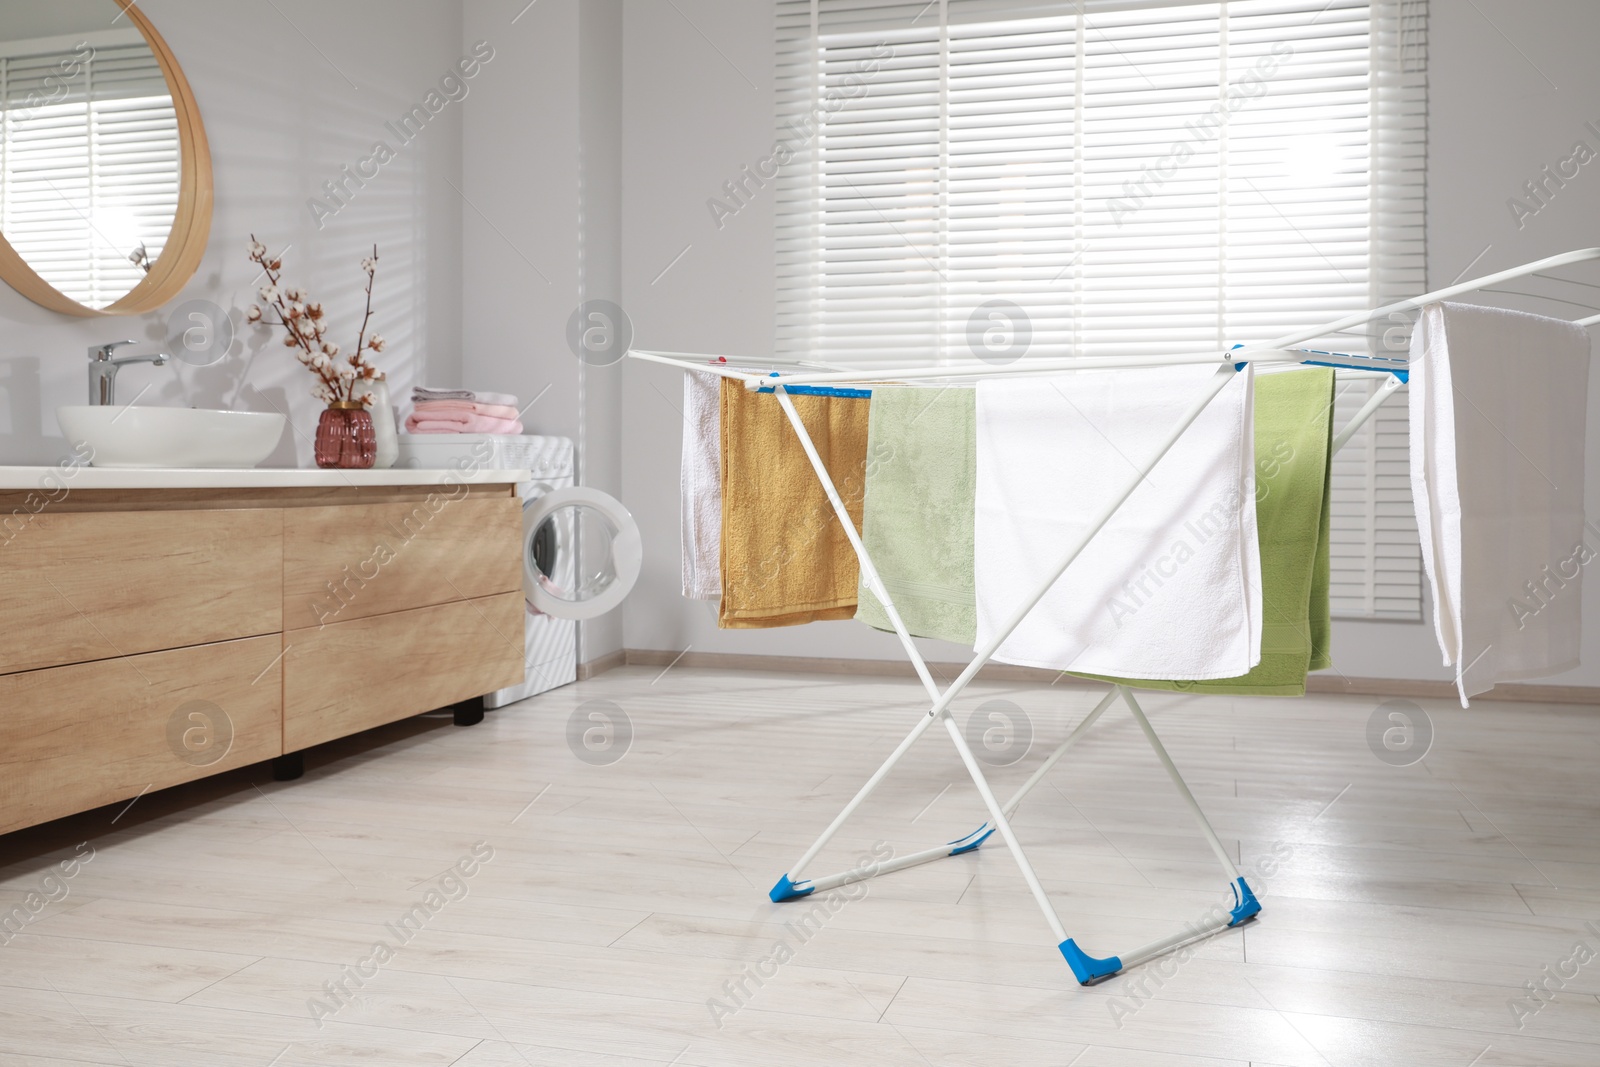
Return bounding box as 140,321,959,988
622,648,1600,705
577,649,627,681
1304,674,1600,705
624,647,1069,684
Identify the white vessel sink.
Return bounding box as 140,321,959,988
57,406,287,469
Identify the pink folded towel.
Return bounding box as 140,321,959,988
411,400,521,421
404,414,525,434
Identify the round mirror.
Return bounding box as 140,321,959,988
0,0,210,315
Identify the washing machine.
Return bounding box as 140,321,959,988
394,434,639,707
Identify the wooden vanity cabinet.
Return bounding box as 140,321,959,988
0,482,525,836
283,593,524,750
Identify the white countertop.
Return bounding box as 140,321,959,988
0,466,532,490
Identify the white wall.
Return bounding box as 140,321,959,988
460,0,577,459
0,0,468,467
618,0,1600,686
619,0,925,664
461,0,627,664
577,0,627,659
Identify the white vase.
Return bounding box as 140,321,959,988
369,379,400,469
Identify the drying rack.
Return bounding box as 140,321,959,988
626,247,1600,984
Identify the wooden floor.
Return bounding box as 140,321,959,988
2,665,1599,1065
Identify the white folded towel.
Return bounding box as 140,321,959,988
975,364,1261,678
1408,302,1590,706
680,370,723,599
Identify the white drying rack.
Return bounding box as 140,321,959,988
626,247,1600,984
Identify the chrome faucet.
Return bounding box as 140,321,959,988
88,340,169,405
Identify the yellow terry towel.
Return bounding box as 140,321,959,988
719,379,871,628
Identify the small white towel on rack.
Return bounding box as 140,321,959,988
1409,302,1591,706
975,364,1261,678
680,370,722,600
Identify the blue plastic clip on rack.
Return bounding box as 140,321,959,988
1231,344,1409,383
756,372,872,399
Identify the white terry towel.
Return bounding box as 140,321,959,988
975,364,1261,678
680,370,723,599
1408,302,1590,706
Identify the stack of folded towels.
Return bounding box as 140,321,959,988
404,386,523,435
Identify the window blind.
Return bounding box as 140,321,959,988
774,0,1426,621
1329,374,1422,619
0,37,179,310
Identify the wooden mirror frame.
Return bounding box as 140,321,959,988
0,0,213,317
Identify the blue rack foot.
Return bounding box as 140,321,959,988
948,824,995,856
769,874,815,903
1059,939,1122,985
1228,877,1261,926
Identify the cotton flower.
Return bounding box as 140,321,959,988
243,238,386,409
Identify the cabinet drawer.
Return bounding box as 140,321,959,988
0,636,284,835
0,509,283,675
283,593,524,751
282,495,522,630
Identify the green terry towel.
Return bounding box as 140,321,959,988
855,385,978,645
1079,368,1336,695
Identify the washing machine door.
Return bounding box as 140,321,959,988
521,486,641,621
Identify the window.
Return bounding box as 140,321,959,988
0,31,180,310
774,0,1427,620
1329,374,1422,619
